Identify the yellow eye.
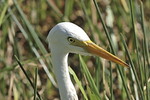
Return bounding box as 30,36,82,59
68,37,75,43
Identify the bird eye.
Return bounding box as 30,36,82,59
67,37,75,43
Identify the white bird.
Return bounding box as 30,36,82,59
47,22,129,100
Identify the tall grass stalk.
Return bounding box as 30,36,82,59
80,0,95,41
0,2,8,26
95,58,101,91
13,0,52,67
45,0,63,18
92,0,131,99
34,67,38,100
79,55,101,100
128,0,144,99
8,8,57,87
140,1,149,100
69,67,88,100
64,0,74,20
110,62,114,100
15,55,42,100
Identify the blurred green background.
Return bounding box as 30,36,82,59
0,0,150,100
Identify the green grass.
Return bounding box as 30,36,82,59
0,0,150,100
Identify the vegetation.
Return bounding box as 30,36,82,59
0,0,149,100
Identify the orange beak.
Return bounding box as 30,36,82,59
81,40,129,67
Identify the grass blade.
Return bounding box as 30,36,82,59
79,55,101,100
92,0,131,99
34,67,38,100
8,8,57,87
80,0,95,40
95,57,101,90
110,62,114,100
13,0,52,68
64,0,74,20
140,1,149,100
45,0,63,18
14,55,42,100
69,67,88,100
128,0,144,99
0,2,8,26
120,33,143,99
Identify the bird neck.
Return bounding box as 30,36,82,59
51,49,78,100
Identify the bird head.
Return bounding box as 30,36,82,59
47,22,129,67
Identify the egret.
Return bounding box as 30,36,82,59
47,22,129,100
